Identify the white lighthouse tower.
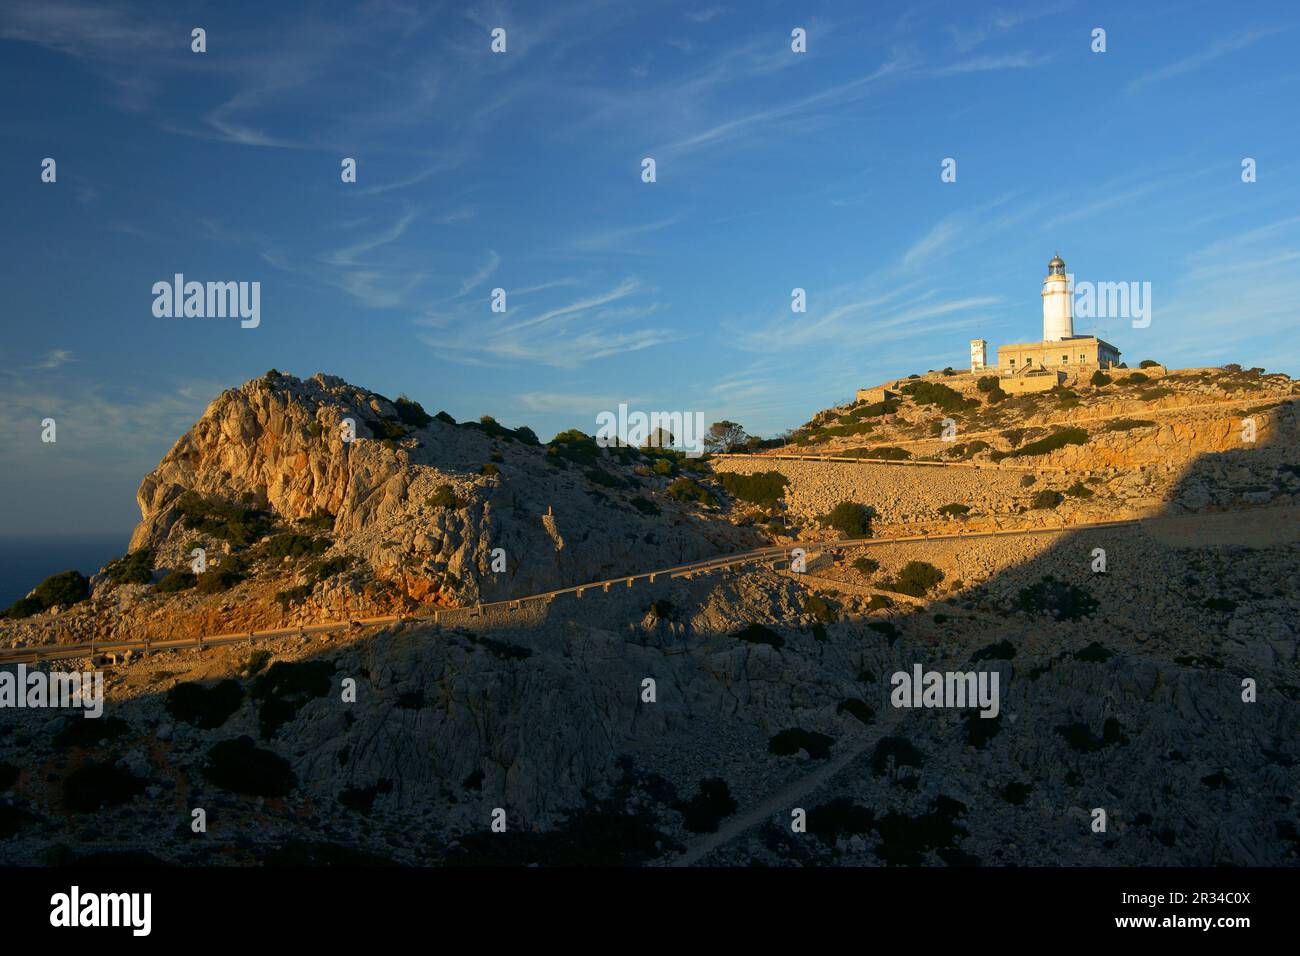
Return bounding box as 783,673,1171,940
1041,253,1073,342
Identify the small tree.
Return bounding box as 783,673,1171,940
819,502,873,538
1090,370,1111,387
704,421,747,454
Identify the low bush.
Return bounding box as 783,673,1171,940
428,484,468,509
176,491,274,548
1031,489,1064,509
1090,370,1111,387
4,570,90,618
818,502,872,538
105,549,155,585
719,470,789,507
852,556,879,576
1104,418,1155,432
393,395,433,427
883,561,943,597
153,570,197,593
938,503,970,517
665,477,713,506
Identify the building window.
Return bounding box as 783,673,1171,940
1062,355,1068,363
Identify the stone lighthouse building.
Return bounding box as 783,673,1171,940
991,254,1120,380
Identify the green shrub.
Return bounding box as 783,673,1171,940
1031,489,1064,509
1104,418,1155,432
275,584,313,611
105,549,155,585
153,570,197,593
479,463,500,477
651,458,675,476
3,570,90,618
63,762,146,812
665,477,713,506
303,555,354,583
976,375,1001,392
802,595,838,624
1139,359,1160,368
984,386,1007,404
428,484,468,509
884,561,943,597
195,558,246,594
718,471,789,507
630,496,660,516
260,533,330,561
393,395,433,427
677,779,739,833
1006,427,1088,459
1064,481,1094,498
584,468,625,489
203,736,297,796
176,491,274,548
938,503,970,517
733,623,784,649
167,680,244,729
1139,387,1173,401
864,595,893,611
818,502,872,538
548,429,601,466
850,446,911,461
1090,370,1111,387
852,556,879,576
769,729,834,759
900,380,975,413
1125,372,1150,384
1016,576,1099,621
364,418,408,441
434,410,456,425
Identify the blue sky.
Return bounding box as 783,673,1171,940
2,0,1298,535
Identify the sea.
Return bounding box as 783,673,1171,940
0,532,132,608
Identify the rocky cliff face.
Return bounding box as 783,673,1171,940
127,372,758,611
1,369,1296,868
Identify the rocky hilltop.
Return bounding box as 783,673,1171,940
0,365,1297,868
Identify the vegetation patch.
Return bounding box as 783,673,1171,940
802,594,838,624
153,570,197,593
203,735,297,797
1104,418,1155,432
166,679,244,729
837,698,875,725
719,470,789,507
104,549,155,585
63,761,147,812
938,503,970,517
1016,576,1099,621
665,477,714,506
818,501,873,538
176,491,275,547
1031,489,1064,509
3,569,90,618
733,623,784,649
250,660,336,739
428,484,469,509
53,716,130,751
769,728,834,760
676,778,738,833
881,561,943,597
1055,718,1129,753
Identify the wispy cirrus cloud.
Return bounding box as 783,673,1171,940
1128,26,1285,93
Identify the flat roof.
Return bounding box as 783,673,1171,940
998,336,1119,351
